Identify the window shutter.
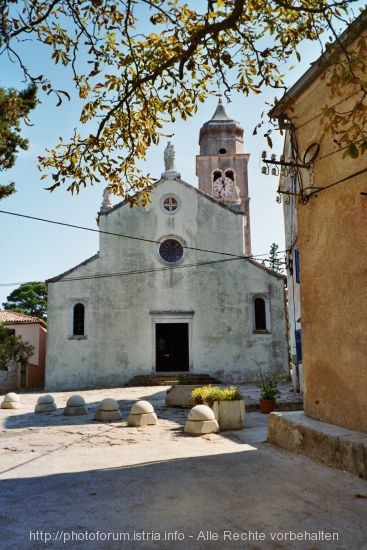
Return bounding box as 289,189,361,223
295,329,302,363
294,248,300,283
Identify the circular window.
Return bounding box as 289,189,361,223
163,196,178,212
160,193,181,214
219,147,227,154
159,239,184,263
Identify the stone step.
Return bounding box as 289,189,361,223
268,410,367,480
126,373,221,387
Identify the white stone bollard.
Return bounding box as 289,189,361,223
1,392,21,409
64,395,88,416
127,400,158,427
35,394,57,413
94,398,122,422
184,404,219,435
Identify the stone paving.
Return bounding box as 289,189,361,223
1,385,366,550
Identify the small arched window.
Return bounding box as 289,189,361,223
225,170,234,181
213,170,222,181
73,303,85,336
254,297,266,331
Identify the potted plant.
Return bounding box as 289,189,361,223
255,363,280,414
191,385,245,430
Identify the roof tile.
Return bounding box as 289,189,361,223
0,310,46,326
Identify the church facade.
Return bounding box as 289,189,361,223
45,102,288,390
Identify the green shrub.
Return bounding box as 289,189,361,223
191,385,243,406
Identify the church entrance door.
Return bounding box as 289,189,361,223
156,323,189,372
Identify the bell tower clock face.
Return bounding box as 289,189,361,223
213,175,233,199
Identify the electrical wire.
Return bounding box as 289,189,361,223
0,209,287,286
0,253,286,286
305,165,367,196
0,208,246,259
0,208,286,260
51,256,244,283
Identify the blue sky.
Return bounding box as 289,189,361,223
1,2,364,307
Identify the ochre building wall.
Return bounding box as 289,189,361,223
286,70,367,432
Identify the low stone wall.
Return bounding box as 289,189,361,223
268,411,367,480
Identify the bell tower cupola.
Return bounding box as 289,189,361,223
196,99,251,255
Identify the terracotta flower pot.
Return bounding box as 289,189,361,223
259,398,276,414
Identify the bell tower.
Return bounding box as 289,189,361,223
196,99,251,255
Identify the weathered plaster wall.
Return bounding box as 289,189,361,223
46,179,288,390
284,70,367,432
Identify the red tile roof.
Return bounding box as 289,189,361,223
0,310,46,327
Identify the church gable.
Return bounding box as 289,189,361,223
96,175,246,273
45,110,288,391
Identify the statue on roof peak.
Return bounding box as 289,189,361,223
164,141,176,171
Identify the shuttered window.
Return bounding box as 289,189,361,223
294,248,300,283
295,329,302,363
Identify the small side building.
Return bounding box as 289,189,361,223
0,310,47,388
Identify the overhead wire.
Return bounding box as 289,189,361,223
0,208,285,260
0,208,246,259
305,165,367,196
0,209,287,285
50,256,245,283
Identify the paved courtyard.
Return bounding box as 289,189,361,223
0,386,366,549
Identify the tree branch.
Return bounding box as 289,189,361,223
6,0,60,39
272,0,356,15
